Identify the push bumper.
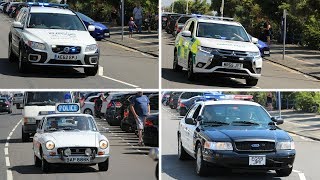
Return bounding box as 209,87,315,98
202,149,295,170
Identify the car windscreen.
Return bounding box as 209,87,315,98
197,22,250,42
27,13,86,30
201,104,272,125
76,12,94,23
45,116,97,132
25,92,68,106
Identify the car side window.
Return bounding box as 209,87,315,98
192,105,202,119
89,97,97,102
20,10,28,26
183,20,191,31
188,21,195,35
38,117,45,130
186,104,199,119
15,9,23,22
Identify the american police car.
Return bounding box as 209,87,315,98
8,6,99,76
177,100,295,177
33,103,109,173
174,16,262,86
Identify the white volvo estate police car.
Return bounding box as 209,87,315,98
33,103,109,173
174,16,262,86
8,6,99,76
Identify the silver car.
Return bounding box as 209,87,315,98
33,113,110,173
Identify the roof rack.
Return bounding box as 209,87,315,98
197,15,234,21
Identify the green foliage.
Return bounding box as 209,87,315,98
294,92,320,113
302,15,320,50
170,0,211,15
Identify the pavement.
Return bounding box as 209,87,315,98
269,109,320,141
161,31,320,89
106,26,159,57
0,107,158,180
264,43,320,80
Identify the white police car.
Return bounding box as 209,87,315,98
8,6,99,76
33,103,110,173
174,16,262,86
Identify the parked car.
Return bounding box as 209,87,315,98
76,12,110,40
249,34,270,57
10,3,27,19
168,92,182,109
121,93,158,133
12,92,23,108
5,2,20,15
174,15,194,36
0,2,8,12
0,97,12,114
177,92,204,115
165,14,181,34
81,95,100,116
143,112,158,146
161,91,171,106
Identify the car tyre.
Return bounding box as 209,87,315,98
41,154,50,173
84,66,98,76
18,48,30,73
8,40,17,62
178,135,189,160
276,167,293,177
98,158,109,171
246,78,258,87
187,55,196,81
155,162,159,180
84,108,93,115
173,50,182,72
8,110,11,114
34,154,41,167
196,144,208,176
179,108,186,116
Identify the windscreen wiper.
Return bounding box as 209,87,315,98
231,121,260,125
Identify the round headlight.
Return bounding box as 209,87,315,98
45,141,55,150
85,148,92,156
64,148,71,156
99,140,108,149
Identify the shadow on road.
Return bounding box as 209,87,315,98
162,154,283,180
162,68,251,88
0,138,27,144
0,58,87,79
10,164,98,174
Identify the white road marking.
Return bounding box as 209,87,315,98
98,65,103,76
141,52,156,58
99,75,140,88
5,142,9,147
107,42,139,53
8,132,12,136
5,157,10,166
7,170,13,180
4,148,8,155
293,170,307,180
6,136,10,140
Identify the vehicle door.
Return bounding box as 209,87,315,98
185,104,202,152
180,104,198,153
182,20,195,66
11,8,27,54
33,117,45,157
177,20,193,66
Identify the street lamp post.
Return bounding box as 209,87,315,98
220,0,224,17
172,0,175,13
121,0,124,41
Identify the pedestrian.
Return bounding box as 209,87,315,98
133,2,143,33
130,91,150,146
266,92,273,111
111,8,118,26
94,94,104,118
259,21,272,45
128,17,137,38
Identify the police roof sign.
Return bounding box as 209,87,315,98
56,103,80,114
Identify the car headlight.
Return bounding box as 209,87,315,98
45,141,55,150
198,46,216,54
27,41,46,51
204,141,233,151
85,148,92,156
276,141,295,150
99,140,108,149
85,44,98,52
248,51,260,57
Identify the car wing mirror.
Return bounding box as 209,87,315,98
271,116,284,125
252,37,258,44
88,25,95,32
185,117,195,125
196,115,203,122
181,30,192,37
12,21,23,29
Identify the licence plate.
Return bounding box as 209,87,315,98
264,51,270,55
65,157,90,163
249,155,266,165
222,62,243,69
104,33,109,36
55,54,78,60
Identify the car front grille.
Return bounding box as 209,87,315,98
216,49,248,57
52,46,81,54
235,141,275,152
57,147,98,155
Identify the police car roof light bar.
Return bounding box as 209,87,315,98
198,15,234,21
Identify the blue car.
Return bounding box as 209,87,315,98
249,34,270,57
76,12,110,40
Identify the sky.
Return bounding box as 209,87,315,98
161,0,212,7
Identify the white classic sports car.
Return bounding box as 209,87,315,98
32,107,109,173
